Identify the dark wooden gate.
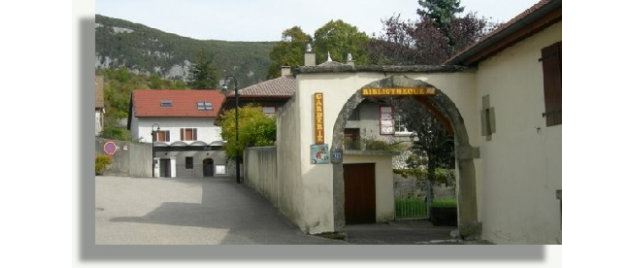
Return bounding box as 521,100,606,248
344,163,376,224
203,159,214,177
160,159,171,177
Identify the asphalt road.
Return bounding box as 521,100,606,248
95,176,466,245
95,176,343,245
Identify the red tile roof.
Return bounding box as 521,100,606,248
132,89,226,118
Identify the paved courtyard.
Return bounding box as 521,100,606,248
96,176,465,245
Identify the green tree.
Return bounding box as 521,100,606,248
220,105,276,159
188,49,219,89
313,20,370,64
267,26,312,78
392,98,455,217
417,0,464,31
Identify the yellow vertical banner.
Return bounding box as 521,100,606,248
314,93,324,144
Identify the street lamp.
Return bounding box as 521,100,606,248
151,123,160,178
222,75,241,184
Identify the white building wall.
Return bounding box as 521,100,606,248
132,117,223,143
95,110,104,135
475,22,562,244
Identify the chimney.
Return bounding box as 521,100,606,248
280,66,292,77
346,53,355,67
304,43,316,66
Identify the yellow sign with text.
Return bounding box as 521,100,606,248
314,93,325,144
361,87,436,96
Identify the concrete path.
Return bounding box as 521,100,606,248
95,176,343,245
345,220,458,244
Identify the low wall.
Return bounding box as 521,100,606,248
96,138,152,177
243,146,279,206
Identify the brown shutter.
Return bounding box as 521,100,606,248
180,129,184,141
193,128,198,140
541,42,562,126
166,131,170,142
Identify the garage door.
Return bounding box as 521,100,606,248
344,163,376,224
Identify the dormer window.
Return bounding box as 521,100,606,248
197,101,213,111
160,100,172,108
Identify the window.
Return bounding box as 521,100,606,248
180,128,198,141
262,106,276,116
344,128,361,150
394,114,410,133
541,42,562,126
160,100,172,108
185,157,193,169
153,130,170,142
379,106,395,135
197,101,213,111
215,165,226,175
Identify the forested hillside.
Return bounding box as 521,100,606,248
95,14,275,87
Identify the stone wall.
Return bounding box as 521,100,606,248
243,146,278,203
95,138,152,177
393,173,456,200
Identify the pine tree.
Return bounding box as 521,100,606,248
188,49,219,89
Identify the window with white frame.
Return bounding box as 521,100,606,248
153,130,170,142
262,106,276,116
180,128,198,141
197,101,213,111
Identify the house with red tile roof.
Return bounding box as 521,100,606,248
127,89,229,178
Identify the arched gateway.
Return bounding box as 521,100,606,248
330,75,481,238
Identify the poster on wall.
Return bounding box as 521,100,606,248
310,144,330,164
379,106,395,135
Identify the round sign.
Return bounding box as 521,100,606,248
103,141,118,156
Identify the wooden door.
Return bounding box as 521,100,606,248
160,159,171,177
344,163,376,224
203,159,214,177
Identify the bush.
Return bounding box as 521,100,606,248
363,138,403,153
95,154,112,175
432,197,457,208
99,126,131,141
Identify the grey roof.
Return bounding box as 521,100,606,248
228,75,296,98
294,65,467,74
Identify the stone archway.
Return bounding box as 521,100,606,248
330,75,481,238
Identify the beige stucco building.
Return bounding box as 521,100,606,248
244,0,561,244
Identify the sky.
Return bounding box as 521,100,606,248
97,0,539,42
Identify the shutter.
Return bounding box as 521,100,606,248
152,132,156,142
193,128,198,140
180,129,184,141
480,109,487,136
166,131,170,142
488,107,496,134
541,42,562,126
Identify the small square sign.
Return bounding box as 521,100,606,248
310,144,330,164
